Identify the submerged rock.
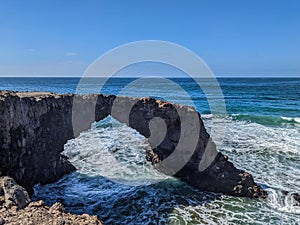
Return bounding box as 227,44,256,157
292,193,300,206
0,90,266,198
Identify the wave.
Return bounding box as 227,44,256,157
228,114,300,127
266,188,300,215
33,115,300,224
281,116,300,124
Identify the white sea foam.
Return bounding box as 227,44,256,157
281,116,300,124
33,115,300,224
64,117,169,186
266,188,300,215
203,115,300,191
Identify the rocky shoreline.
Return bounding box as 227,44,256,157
0,176,102,225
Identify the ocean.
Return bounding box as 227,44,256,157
1,77,299,224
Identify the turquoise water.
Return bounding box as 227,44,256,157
1,77,299,224
1,77,299,124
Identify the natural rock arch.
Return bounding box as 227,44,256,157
0,91,266,198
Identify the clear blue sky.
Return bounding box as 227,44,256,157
0,0,299,77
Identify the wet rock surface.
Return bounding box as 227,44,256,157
293,193,300,205
0,90,266,198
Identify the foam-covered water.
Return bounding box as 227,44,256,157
33,116,300,224
1,77,299,224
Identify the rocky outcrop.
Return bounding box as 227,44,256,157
0,90,266,198
0,176,30,209
112,97,266,198
0,176,102,225
0,91,114,195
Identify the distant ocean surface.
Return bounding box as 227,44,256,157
1,77,299,224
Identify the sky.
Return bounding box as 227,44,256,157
0,0,299,77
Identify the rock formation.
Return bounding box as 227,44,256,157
0,91,114,195
0,176,102,225
0,176,30,209
0,90,267,198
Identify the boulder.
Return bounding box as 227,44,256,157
0,176,30,209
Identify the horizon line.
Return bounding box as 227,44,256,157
0,76,299,78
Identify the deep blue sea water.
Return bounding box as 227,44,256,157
1,77,299,224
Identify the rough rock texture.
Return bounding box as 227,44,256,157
0,176,30,209
293,193,300,206
0,201,102,225
0,91,114,195
0,176,102,225
0,90,266,198
112,97,267,198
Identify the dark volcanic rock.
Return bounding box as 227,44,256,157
292,193,300,206
0,90,266,198
0,91,114,195
111,97,267,198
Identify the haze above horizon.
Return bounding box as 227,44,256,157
0,0,299,77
